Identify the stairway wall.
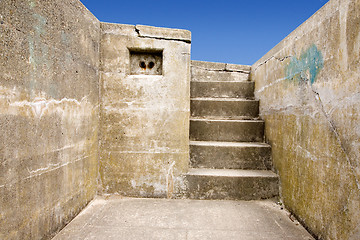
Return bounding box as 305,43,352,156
251,0,360,239
99,23,191,198
0,1,100,239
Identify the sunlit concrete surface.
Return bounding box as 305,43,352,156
53,196,314,240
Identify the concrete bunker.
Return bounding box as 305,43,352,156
1,0,360,239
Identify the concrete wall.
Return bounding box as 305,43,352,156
0,1,100,239
251,0,360,239
99,23,191,198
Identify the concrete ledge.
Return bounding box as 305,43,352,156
226,63,251,72
135,25,191,42
192,60,251,72
192,61,226,71
100,23,191,42
101,22,137,36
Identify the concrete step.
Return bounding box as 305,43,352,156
186,168,279,200
191,98,259,119
190,118,264,142
190,81,254,99
190,141,272,170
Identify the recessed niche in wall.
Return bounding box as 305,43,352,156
129,49,163,75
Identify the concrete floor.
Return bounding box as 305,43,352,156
53,196,314,240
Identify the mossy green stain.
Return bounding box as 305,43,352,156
286,44,324,84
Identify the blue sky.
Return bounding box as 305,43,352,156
81,0,329,65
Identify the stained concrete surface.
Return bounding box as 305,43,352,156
99,22,190,198
251,0,360,238
0,0,100,239
53,196,313,240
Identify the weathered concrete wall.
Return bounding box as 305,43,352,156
99,23,191,198
251,0,360,239
0,1,100,239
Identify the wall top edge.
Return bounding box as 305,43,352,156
191,60,251,72
77,0,100,23
100,22,191,43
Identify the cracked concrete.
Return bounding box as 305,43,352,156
251,0,360,239
311,87,360,192
192,65,250,74
191,60,251,74
191,61,251,82
135,25,191,43
2,0,360,240
252,55,293,72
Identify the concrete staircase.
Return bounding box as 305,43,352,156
186,61,279,200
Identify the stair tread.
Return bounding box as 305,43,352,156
191,97,257,102
190,141,270,148
190,118,263,122
187,168,277,178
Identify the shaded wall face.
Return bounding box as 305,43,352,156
251,0,360,239
99,23,190,198
0,1,100,239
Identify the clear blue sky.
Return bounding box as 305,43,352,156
81,0,329,65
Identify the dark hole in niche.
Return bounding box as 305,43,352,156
148,61,155,69
139,61,146,69
129,49,163,75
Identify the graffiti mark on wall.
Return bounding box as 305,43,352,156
285,44,324,84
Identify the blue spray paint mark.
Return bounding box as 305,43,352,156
285,44,324,84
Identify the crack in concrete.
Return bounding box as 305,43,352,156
311,87,360,192
191,65,250,74
134,26,191,44
134,26,140,35
224,63,251,74
253,55,293,72
301,72,360,190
